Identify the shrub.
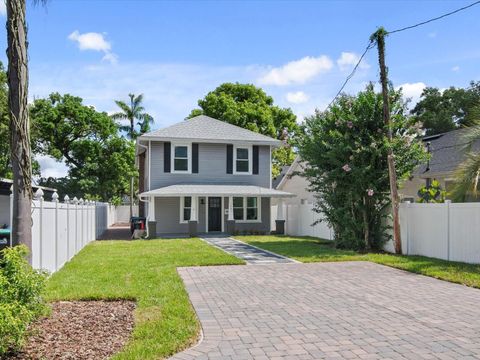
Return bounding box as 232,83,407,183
417,179,446,203
297,84,427,250
0,245,48,356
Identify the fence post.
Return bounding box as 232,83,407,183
34,189,44,269
64,195,70,260
52,191,59,272
446,200,451,261
79,198,84,249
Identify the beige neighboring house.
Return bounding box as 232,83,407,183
272,156,314,205
399,128,479,202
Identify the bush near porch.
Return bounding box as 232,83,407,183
236,235,480,288
45,239,243,359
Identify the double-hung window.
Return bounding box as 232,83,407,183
234,146,251,174
180,196,193,223
172,144,190,173
232,196,260,222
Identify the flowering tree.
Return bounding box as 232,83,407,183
297,84,426,250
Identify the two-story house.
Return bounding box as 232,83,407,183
136,115,294,237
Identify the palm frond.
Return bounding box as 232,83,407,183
451,151,480,201
110,112,128,121
459,121,480,152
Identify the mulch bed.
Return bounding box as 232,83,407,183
11,300,136,360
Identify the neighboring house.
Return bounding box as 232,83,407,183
273,156,315,205
136,115,294,237
400,129,480,201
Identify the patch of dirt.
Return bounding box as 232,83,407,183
12,300,136,360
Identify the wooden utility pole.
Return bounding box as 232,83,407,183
372,27,402,254
7,0,33,258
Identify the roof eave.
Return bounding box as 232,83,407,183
137,135,281,147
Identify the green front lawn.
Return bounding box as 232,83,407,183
46,239,243,359
236,235,480,288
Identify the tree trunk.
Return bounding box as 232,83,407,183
6,0,33,258
374,28,402,254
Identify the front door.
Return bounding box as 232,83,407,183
208,197,222,232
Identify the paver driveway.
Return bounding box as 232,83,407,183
171,261,480,360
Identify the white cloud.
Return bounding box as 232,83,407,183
68,30,118,64
452,65,460,72
286,91,309,104
0,1,5,16
258,55,333,86
396,82,426,105
337,52,369,71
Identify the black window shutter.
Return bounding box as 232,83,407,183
252,146,259,175
192,143,199,173
226,144,233,174
164,142,171,173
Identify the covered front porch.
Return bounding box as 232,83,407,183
139,185,294,237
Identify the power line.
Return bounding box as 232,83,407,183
323,0,480,112
325,40,375,111
387,1,480,34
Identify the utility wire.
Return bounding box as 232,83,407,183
325,40,375,111
323,0,480,112
387,0,480,34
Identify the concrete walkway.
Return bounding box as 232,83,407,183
201,236,296,265
171,262,480,359
97,225,131,240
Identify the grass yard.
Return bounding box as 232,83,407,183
236,235,480,288
46,239,243,360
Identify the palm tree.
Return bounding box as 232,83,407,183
111,94,153,218
111,93,153,140
452,115,480,201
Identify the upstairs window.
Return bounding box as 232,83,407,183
234,146,251,174
172,144,191,173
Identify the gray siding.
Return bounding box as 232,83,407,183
149,142,271,190
154,196,270,235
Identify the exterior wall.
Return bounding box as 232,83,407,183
154,196,270,235
277,174,314,205
399,176,425,201
150,142,271,189
0,195,10,226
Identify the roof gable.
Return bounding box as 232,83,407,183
140,115,280,145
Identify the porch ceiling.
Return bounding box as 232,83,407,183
139,184,295,198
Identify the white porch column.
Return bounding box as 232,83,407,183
228,196,234,221
190,196,197,221
277,198,285,221
148,196,155,221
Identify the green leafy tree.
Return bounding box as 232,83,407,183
297,84,427,250
188,83,299,177
417,179,445,203
411,82,480,135
31,93,136,201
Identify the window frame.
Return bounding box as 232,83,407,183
233,145,252,175
171,142,192,174
231,196,261,223
179,196,197,224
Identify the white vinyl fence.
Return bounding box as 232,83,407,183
28,189,114,273
272,203,333,240
110,205,138,224
384,201,480,264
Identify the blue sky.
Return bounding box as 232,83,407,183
0,0,479,177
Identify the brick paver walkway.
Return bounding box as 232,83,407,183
201,236,296,264
171,261,480,359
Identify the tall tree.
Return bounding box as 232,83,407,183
31,93,136,202
412,82,480,135
111,93,153,218
6,0,33,252
188,83,299,176
0,62,11,178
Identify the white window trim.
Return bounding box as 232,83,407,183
171,142,192,174
233,145,252,175
232,196,262,223
179,196,198,224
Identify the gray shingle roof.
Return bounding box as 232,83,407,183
415,128,480,177
139,115,281,145
140,184,295,198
